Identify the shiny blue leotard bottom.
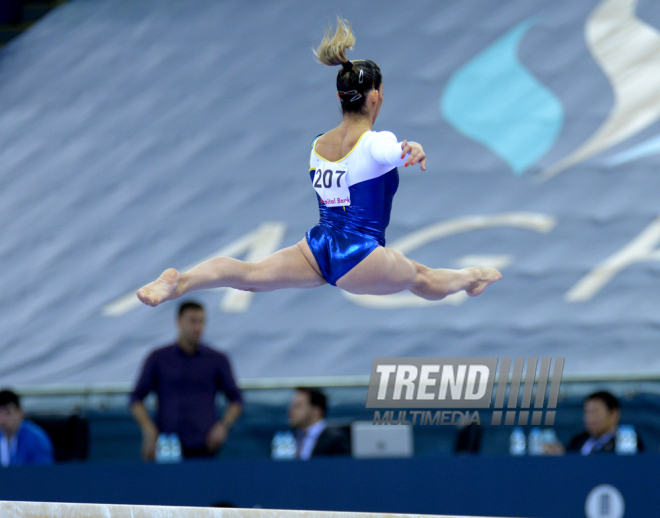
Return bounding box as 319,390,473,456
306,225,381,286
305,166,399,286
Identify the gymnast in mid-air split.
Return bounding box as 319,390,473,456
137,19,501,307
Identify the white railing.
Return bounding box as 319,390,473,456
10,371,660,397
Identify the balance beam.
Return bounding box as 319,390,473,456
0,501,506,518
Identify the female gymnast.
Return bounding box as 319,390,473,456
137,19,501,307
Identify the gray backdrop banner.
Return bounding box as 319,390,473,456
3,0,660,385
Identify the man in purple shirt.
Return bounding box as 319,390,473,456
130,301,243,460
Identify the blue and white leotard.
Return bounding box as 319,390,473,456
306,130,408,285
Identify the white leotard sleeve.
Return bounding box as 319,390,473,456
366,131,408,167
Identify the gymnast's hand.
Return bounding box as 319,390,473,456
400,140,426,171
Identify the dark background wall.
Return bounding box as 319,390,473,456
21,387,660,462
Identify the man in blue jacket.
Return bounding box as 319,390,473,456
0,389,54,466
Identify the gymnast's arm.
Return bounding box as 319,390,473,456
367,131,426,170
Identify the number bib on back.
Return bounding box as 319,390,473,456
312,161,350,207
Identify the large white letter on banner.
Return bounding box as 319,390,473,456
103,222,286,316
566,216,660,302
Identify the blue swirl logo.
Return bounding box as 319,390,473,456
441,18,564,176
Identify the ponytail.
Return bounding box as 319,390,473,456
314,18,382,115
313,18,355,67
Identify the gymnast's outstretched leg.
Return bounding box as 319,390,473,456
137,241,500,306
136,239,326,307
336,246,501,300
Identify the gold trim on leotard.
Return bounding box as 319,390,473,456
313,131,370,163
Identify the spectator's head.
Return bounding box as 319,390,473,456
176,301,205,350
288,387,327,430
0,389,24,438
584,391,621,438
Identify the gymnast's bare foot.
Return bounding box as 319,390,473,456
465,267,502,297
136,268,181,307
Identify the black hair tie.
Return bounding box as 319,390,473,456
342,60,353,71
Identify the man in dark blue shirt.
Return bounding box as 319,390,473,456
0,389,54,466
130,301,243,460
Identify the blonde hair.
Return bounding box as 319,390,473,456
314,18,356,66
